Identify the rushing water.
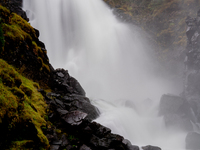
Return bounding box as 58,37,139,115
23,0,187,149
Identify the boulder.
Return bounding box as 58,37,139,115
185,132,200,150
122,139,140,150
159,94,193,130
79,144,92,150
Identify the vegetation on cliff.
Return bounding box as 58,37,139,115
104,0,200,70
0,59,49,149
0,5,52,87
0,4,50,149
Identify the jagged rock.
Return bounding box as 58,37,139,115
79,144,92,150
61,134,69,147
122,139,139,150
50,145,60,150
52,69,86,96
185,16,197,41
89,122,111,138
52,140,62,145
185,132,200,150
62,94,99,121
142,145,161,150
57,108,68,116
89,134,110,149
62,111,87,126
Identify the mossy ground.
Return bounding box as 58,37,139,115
0,59,49,149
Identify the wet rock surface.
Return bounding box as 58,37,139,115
142,145,161,150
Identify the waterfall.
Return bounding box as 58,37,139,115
23,0,186,149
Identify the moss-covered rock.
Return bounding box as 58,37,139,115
0,5,53,87
0,59,49,149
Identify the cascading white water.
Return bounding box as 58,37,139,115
23,0,186,149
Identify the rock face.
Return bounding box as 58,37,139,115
159,9,200,150
185,10,200,71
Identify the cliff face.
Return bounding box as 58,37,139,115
104,0,200,72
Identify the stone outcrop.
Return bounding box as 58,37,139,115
159,94,194,131
185,132,200,150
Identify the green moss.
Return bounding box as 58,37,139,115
2,23,32,41
10,140,34,149
0,21,5,52
38,57,50,73
0,5,10,23
20,85,32,97
10,13,36,37
0,59,49,148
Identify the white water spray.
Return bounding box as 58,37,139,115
23,0,186,149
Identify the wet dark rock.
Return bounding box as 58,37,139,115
55,99,65,108
47,93,61,98
61,94,99,121
89,122,111,138
142,145,161,150
50,145,60,150
62,111,87,126
185,132,200,150
159,94,193,130
89,135,110,149
52,140,62,145
61,134,69,147
185,9,200,70
52,69,86,96
122,139,139,150
79,144,92,150
57,108,68,116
